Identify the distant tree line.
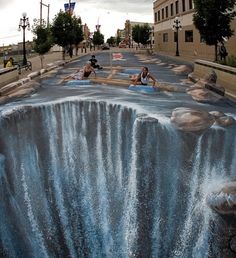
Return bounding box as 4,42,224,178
32,11,105,68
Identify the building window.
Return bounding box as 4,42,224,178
155,12,157,23
182,0,186,12
189,0,193,9
185,30,193,42
162,8,164,19
166,6,169,18
158,10,160,21
163,33,168,42
171,3,174,16
175,1,179,14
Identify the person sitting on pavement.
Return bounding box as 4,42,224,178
64,62,96,81
131,66,156,87
89,55,103,69
6,57,14,68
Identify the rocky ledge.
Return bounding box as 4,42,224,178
171,107,236,132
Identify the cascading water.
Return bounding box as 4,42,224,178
0,99,235,258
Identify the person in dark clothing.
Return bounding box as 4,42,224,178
89,55,103,69
68,46,73,58
219,43,228,62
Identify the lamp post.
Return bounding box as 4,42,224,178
172,17,181,56
18,12,30,66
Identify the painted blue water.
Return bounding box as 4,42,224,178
0,91,235,257
0,52,236,257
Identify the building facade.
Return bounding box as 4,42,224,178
153,0,236,60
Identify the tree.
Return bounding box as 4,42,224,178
140,24,152,46
106,36,116,46
71,16,84,55
193,0,236,61
92,31,104,48
132,25,142,46
51,11,76,59
132,24,152,47
32,20,53,68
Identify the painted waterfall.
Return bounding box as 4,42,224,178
0,99,235,258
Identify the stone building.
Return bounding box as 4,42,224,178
153,0,236,60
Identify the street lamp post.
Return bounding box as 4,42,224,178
172,17,182,56
18,13,30,66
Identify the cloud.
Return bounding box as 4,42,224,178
79,0,153,14
0,0,15,9
0,0,154,45
0,0,15,11
56,0,153,16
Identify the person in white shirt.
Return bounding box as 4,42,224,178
132,67,156,87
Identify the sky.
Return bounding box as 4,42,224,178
0,0,154,46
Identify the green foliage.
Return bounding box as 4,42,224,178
132,25,141,44
92,31,104,46
193,0,236,60
218,55,236,67
71,16,83,46
132,24,152,45
140,24,152,45
32,20,53,56
51,11,73,48
106,36,116,46
51,11,83,48
227,55,236,67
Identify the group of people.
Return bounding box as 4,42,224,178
67,54,157,87
71,55,103,80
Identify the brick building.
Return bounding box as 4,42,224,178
153,0,236,60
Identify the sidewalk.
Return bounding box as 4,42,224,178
19,50,92,79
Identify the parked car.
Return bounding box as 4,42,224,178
102,44,110,50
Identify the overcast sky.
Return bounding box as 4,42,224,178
0,0,154,46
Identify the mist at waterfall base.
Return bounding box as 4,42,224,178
0,99,235,258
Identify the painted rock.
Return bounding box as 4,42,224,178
207,182,236,215
170,107,214,132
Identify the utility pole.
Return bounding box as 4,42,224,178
69,0,72,15
40,1,50,27
47,4,50,27
40,0,42,26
